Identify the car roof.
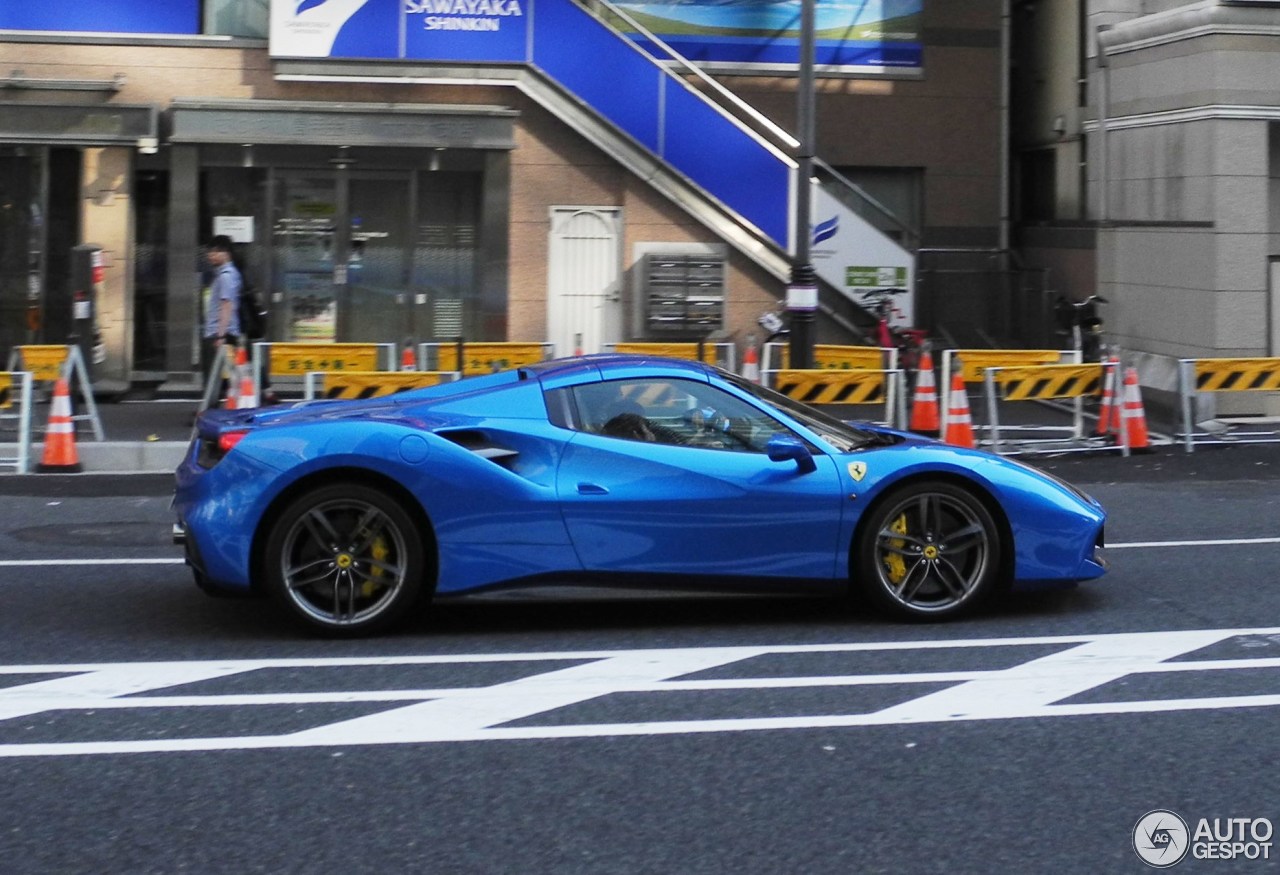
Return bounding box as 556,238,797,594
522,353,717,381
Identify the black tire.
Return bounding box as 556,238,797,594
262,482,427,636
854,481,1002,620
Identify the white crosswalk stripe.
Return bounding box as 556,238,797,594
1,628,1279,756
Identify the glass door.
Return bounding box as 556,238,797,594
271,169,415,344
345,172,412,343
272,171,339,342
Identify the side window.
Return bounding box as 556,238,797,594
567,378,794,453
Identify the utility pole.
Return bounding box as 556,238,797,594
786,0,817,369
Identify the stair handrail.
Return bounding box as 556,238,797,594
813,159,920,252
573,0,918,254
578,0,800,152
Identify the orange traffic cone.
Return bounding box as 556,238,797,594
742,341,760,384
401,345,416,371
1096,356,1119,436
36,378,82,473
909,349,940,434
944,371,975,448
234,346,257,409
1121,366,1152,452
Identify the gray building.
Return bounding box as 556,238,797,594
1014,0,1280,413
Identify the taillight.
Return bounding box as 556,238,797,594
218,430,249,453
197,429,249,469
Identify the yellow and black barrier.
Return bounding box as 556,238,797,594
252,342,396,399
0,371,35,472
941,349,1077,436
421,341,555,376
4,344,104,441
1178,357,1280,452
304,370,461,401
771,368,905,428
762,342,895,376
604,341,736,372
982,361,1126,456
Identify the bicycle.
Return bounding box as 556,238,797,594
860,287,929,376
1054,294,1108,363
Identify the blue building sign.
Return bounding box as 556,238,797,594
269,0,918,73
0,0,199,34
271,0,527,62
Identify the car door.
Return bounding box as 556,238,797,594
553,376,844,580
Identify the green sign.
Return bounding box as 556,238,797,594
846,266,908,288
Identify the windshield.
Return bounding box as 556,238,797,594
719,371,886,453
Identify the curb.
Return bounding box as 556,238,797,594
0,441,188,475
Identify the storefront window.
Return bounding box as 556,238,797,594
204,0,268,38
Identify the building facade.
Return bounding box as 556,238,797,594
1013,0,1280,400
0,0,1008,389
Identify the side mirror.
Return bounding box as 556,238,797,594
766,435,817,474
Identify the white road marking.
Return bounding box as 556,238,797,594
1,628,1279,756
1108,536,1280,549
0,559,184,567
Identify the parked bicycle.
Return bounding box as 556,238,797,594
860,287,929,376
1054,294,1108,362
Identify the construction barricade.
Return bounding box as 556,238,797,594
304,370,461,401
604,341,735,372
982,360,1128,456
4,344,104,441
0,371,34,472
421,341,555,376
769,368,907,429
940,349,1078,440
251,342,397,402
1177,357,1280,452
761,343,896,381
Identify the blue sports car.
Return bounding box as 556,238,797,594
173,354,1106,635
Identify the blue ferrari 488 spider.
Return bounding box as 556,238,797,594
173,354,1106,635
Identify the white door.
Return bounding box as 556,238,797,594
547,207,622,356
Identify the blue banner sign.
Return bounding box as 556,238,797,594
270,0,917,72
0,0,199,34
616,0,923,72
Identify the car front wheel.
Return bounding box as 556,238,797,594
855,481,1001,620
263,483,426,636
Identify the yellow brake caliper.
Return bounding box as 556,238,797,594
361,535,389,597
883,513,909,584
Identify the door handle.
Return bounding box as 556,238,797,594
577,482,609,495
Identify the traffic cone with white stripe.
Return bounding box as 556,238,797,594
401,343,417,371
1121,366,1152,452
1096,356,1119,436
742,337,760,384
943,371,975,448
234,345,257,409
909,349,940,434
36,378,82,473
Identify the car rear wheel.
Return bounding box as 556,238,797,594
855,481,1001,620
263,483,426,636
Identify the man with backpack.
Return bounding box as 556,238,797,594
201,234,241,383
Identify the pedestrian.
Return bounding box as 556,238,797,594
201,234,242,387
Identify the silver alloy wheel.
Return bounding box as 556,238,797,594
278,497,410,627
870,490,993,613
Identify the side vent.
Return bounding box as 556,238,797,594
437,429,520,467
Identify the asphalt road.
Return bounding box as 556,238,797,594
1,444,1279,873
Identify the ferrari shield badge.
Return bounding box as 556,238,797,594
847,462,867,482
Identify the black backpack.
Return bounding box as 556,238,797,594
238,282,268,339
